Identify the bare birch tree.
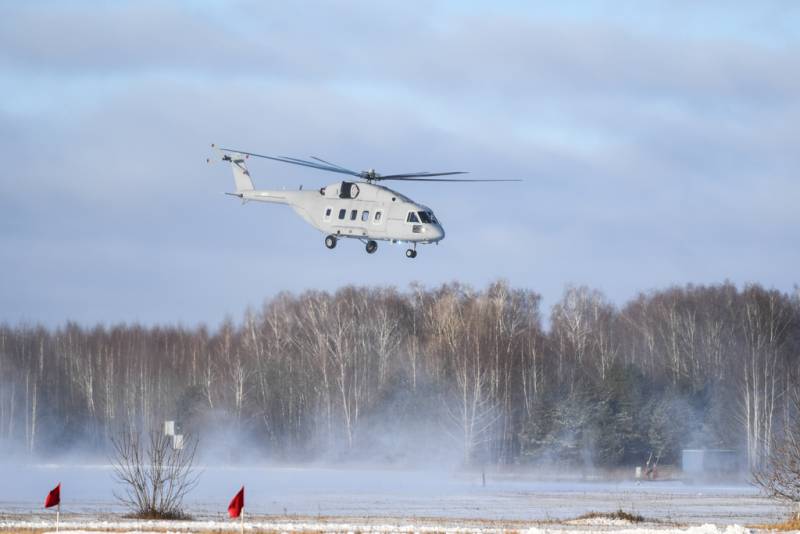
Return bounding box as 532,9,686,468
753,377,800,518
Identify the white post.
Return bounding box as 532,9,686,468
56,502,60,534
240,508,244,534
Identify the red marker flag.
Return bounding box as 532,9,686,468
228,486,244,518
44,483,61,508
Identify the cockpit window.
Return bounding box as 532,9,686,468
406,212,420,223
418,211,438,224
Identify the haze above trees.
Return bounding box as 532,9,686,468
1,281,798,470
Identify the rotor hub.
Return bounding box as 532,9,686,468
362,168,380,181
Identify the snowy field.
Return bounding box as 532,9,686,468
0,516,767,534
0,464,790,533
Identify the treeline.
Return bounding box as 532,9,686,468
1,281,798,468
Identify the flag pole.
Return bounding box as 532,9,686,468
56,501,60,534
240,507,244,534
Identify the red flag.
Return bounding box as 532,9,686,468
44,483,60,508
228,486,244,518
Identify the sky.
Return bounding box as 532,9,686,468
1,1,798,327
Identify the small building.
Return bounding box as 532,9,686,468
164,420,176,436
164,420,184,449
681,449,740,478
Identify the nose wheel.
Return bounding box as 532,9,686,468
366,240,378,254
405,248,417,258
324,235,337,249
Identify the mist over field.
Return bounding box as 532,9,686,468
0,460,786,525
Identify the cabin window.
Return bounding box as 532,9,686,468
338,209,346,220
406,212,420,223
350,209,357,221
324,208,332,220
361,210,369,222
374,211,382,223
418,211,437,224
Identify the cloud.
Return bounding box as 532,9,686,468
0,1,798,326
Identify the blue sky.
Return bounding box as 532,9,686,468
1,1,798,326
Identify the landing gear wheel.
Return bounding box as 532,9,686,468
324,235,337,249
366,240,378,254
405,248,417,258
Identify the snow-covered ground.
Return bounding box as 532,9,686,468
0,463,790,532
0,517,762,534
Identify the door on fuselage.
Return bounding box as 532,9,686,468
385,205,411,239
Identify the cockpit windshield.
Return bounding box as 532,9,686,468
418,211,438,224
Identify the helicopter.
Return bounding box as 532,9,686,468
210,144,519,258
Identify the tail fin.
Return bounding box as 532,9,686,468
211,144,254,192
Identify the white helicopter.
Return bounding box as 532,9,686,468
210,144,519,258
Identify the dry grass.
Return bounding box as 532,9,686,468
574,509,648,523
750,516,800,531
122,510,192,520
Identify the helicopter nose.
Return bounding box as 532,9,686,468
433,224,445,241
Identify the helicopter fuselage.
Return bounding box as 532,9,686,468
236,181,445,244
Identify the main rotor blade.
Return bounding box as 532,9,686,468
280,155,343,170
258,154,359,176
277,155,359,175
217,148,361,177
378,171,469,179
215,147,521,182
378,177,523,182
309,156,357,173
